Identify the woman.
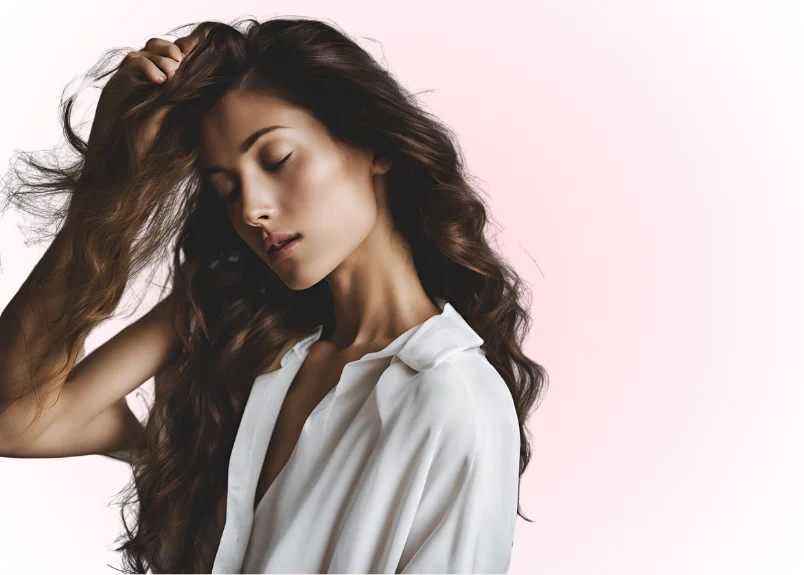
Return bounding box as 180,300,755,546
0,16,547,574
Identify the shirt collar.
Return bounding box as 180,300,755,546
282,297,484,372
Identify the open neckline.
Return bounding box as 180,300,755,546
250,300,452,519
251,352,335,517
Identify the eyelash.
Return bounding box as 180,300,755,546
268,151,293,172
222,151,293,203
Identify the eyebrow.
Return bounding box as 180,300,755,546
199,125,289,177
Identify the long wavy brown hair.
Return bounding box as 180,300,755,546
1,16,548,573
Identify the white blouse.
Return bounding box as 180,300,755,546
113,298,521,573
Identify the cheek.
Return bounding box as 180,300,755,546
298,156,377,251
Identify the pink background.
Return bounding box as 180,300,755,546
1,1,803,573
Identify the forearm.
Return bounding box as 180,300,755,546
0,227,81,400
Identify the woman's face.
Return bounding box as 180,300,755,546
197,89,390,290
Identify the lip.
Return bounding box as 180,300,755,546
265,231,300,246
264,233,302,263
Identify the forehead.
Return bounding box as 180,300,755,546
198,90,308,163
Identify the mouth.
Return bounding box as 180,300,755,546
265,233,303,263
268,233,301,252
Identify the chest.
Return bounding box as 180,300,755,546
198,349,346,568
252,347,348,513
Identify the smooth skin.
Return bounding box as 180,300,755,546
199,90,439,360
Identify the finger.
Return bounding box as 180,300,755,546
142,53,181,79
125,53,168,84
174,25,213,57
144,37,184,63
173,36,200,58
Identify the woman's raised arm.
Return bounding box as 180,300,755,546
0,229,182,458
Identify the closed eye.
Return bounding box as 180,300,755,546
267,151,293,172
221,151,293,204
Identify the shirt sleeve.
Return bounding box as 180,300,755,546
396,365,520,574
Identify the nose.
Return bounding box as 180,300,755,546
239,174,275,227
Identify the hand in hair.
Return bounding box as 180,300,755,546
87,27,210,162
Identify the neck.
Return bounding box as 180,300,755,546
324,214,439,354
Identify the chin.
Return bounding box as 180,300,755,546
283,278,318,291
274,267,323,291
268,247,341,291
